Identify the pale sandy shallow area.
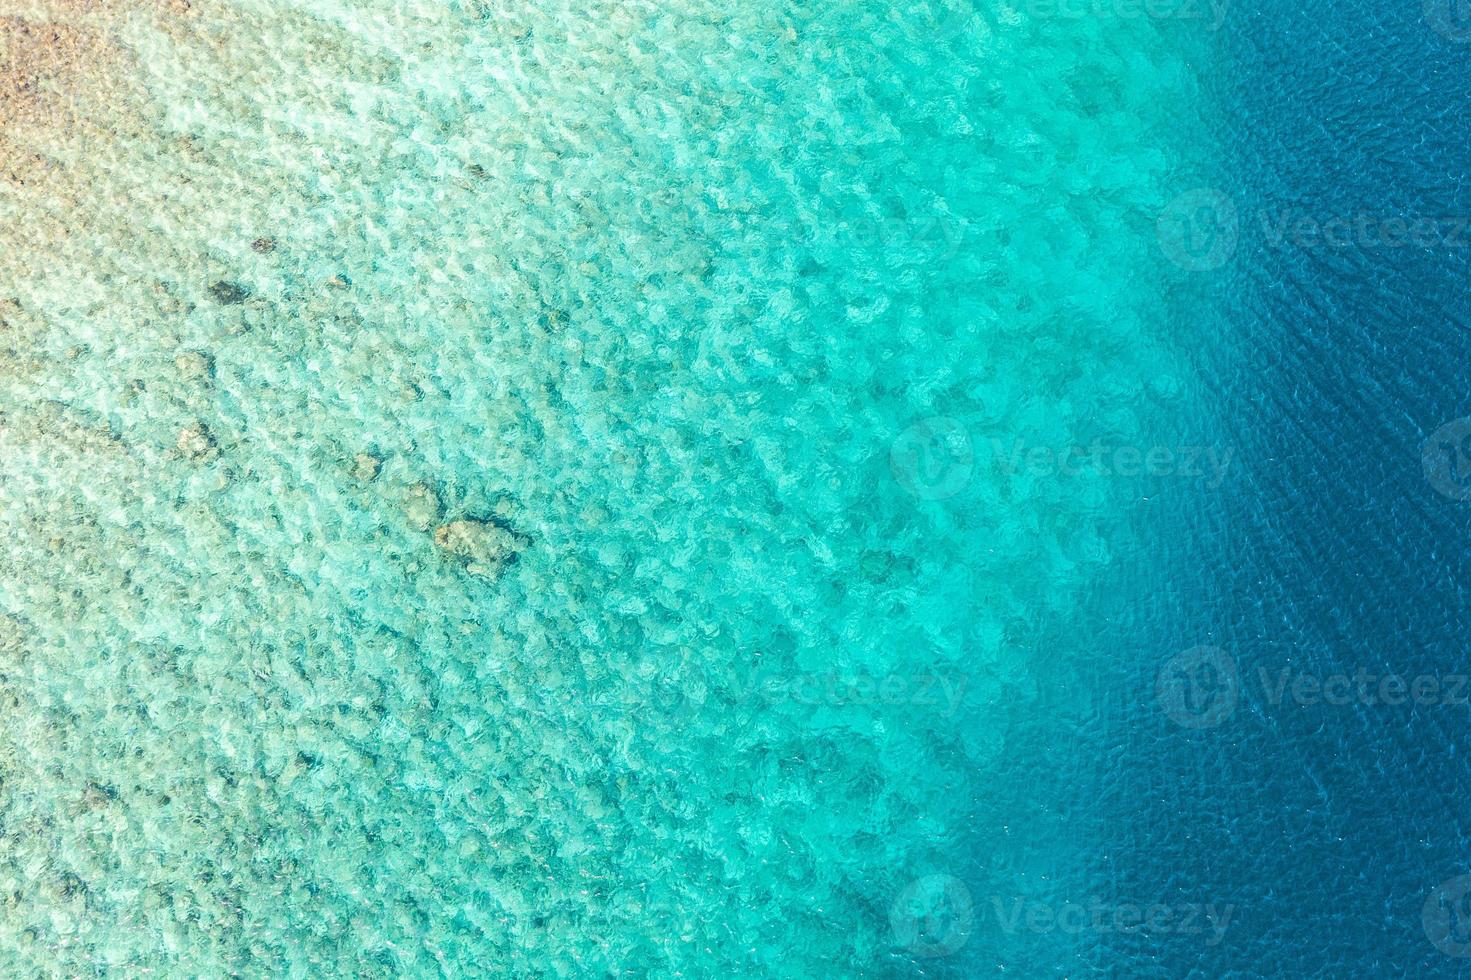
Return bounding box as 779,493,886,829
0,1,1215,973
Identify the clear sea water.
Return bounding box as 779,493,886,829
0,0,1467,974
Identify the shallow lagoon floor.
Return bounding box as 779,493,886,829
0,1,1220,973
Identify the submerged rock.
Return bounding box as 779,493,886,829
433,519,522,579
176,422,218,462
250,236,277,254
174,350,214,380
353,453,382,482
208,280,250,305
402,482,442,532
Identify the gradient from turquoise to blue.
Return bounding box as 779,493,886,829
2,0,1467,974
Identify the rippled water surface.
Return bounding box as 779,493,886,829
0,0,1467,975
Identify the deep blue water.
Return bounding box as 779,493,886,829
1080,1,1471,974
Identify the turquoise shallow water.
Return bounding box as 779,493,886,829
0,0,1220,973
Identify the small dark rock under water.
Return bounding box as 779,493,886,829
177,422,218,462
208,280,250,305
